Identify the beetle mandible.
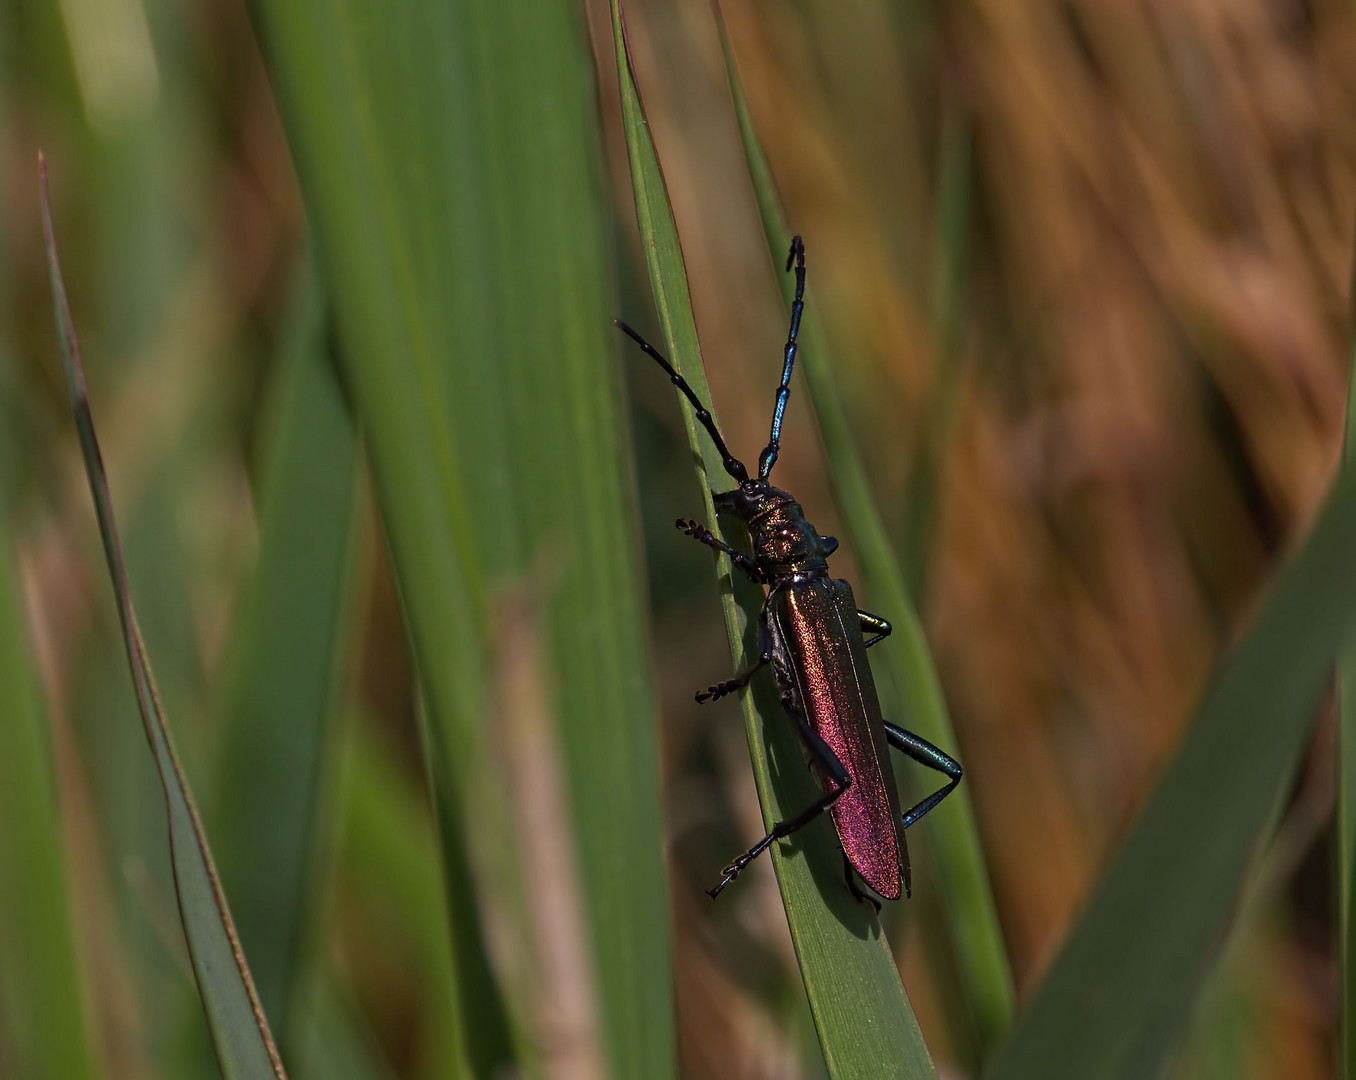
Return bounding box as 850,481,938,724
616,237,962,905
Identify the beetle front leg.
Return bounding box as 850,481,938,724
707,712,850,898
695,609,772,703
676,518,763,582
884,722,963,829
858,609,892,649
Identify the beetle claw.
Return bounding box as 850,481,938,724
707,858,748,899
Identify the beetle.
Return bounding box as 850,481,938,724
615,236,964,905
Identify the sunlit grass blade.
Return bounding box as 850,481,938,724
0,522,98,1080
989,468,1356,1080
250,1,673,1075
1339,233,1356,1080
210,271,362,1047
611,4,936,1075
39,156,286,1080
713,7,1013,1056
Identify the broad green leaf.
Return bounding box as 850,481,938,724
250,1,674,1075
990,465,1356,1079
0,517,98,1080
211,271,362,1046
713,11,1013,1056
41,157,287,1080
610,4,936,1076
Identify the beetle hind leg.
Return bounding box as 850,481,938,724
857,609,892,649
885,722,964,829
843,854,882,915
707,716,851,899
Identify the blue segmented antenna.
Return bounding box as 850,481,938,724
613,318,750,484
757,236,806,479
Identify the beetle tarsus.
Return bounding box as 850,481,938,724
706,834,774,898
695,653,770,703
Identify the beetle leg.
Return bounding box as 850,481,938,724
707,714,850,899
675,518,763,582
696,612,772,703
857,609,892,649
843,854,882,915
884,722,964,829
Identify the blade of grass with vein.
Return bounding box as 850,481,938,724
989,468,1356,1080
1339,234,1356,1080
251,0,673,1074
211,271,362,1047
40,157,287,1080
713,10,1014,1055
0,522,98,1080
611,4,936,1076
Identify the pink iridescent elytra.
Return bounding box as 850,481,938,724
772,577,907,898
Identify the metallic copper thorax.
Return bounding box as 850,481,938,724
714,480,839,586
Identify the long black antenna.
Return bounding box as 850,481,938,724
757,236,806,479
613,319,749,484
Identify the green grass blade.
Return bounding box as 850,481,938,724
713,9,1014,1054
250,1,674,1074
210,271,362,1045
1339,233,1356,1080
337,724,470,1080
611,4,937,1076
0,518,98,1080
248,4,517,1067
989,469,1356,1080
40,157,287,1080
294,980,398,1080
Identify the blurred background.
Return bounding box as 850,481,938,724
1,0,1355,1077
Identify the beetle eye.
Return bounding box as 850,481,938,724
820,535,839,555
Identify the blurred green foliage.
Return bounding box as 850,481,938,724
2,0,1355,1077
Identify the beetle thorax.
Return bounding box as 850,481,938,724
714,481,837,582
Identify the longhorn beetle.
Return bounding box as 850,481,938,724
616,237,963,905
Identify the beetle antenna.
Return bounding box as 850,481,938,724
757,235,805,479
614,319,749,484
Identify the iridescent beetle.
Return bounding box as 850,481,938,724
616,237,963,904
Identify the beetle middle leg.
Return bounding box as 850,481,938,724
858,609,892,649
884,722,964,829
695,600,772,703
707,710,851,898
